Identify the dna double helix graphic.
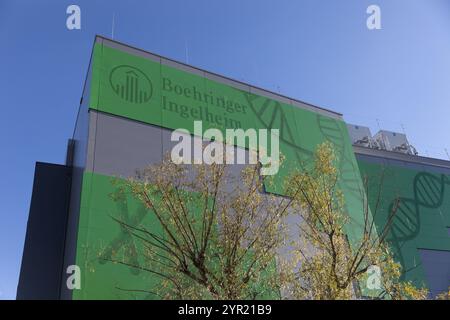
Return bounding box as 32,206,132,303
316,112,450,275
244,94,363,202
244,93,313,166
386,172,450,275
316,115,365,202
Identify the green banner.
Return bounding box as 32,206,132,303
74,42,372,299
357,158,450,290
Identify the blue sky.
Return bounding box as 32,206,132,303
1,0,449,299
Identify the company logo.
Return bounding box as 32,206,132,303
109,65,153,104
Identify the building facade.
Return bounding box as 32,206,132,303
17,36,450,299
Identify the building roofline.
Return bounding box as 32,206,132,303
94,35,343,120
354,145,450,170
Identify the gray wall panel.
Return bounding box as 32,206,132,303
418,249,450,297
89,112,163,178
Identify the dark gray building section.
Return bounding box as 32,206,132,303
59,40,95,300
355,146,450,297
17,163,72,300
86,111,163,178
87,110,255,188
354,145,450,174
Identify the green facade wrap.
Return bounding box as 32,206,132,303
74,40,372,299
356,156,450,293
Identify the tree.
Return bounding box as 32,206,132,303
106,153,291,300
280,142,428,300
105,142,429,300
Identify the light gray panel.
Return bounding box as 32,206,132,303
89,111,257,194
91,112,163,178
277,209,304,258
161,128,253,193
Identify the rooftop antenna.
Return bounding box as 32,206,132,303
184,38,189,64
445,148,450,161
252,61,260,86
376,118,381,131
111,12,115,39
400,123,412,149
